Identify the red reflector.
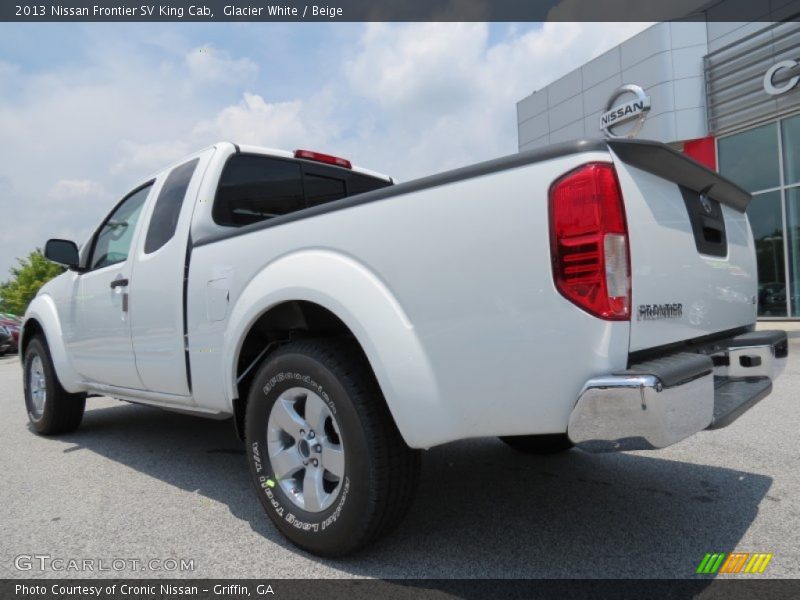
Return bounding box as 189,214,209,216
294,149,352,169
549,162,631,321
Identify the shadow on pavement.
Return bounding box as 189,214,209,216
62,401,772,579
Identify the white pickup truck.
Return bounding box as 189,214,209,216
23,139,787,556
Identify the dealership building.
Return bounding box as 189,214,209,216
517,16,800,319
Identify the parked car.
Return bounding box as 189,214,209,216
758,282,788,315
0,316,20,354
0,325,11,355
22,139,788,556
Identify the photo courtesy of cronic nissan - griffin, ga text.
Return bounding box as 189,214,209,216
20,138,788,556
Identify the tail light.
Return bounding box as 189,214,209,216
294,149,352,169
549,162,631,320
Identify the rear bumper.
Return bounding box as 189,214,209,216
568,330,788,452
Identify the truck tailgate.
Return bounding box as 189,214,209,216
608,140,758,353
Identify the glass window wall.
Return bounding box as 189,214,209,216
719,114,800,317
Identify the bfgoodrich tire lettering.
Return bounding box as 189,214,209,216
245,339,420,557
24,335,86,435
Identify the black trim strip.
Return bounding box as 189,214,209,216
617,352,713,388
193,139,608,248
607,139,752,213
627,326,751,367
726,329,788,359
182,233,193,393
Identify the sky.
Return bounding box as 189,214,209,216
0,22,651,282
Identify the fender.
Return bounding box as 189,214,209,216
23,294,86,394
223,249,447,449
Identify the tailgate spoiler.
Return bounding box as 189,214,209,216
607,138,751,213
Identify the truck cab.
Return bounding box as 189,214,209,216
28,143,391,407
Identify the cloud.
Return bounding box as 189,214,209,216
0,60,20,89
339,22,652,178
185,44,259,85
49,179,106,199
184,23,653,182
194,93,307,147
0,22,653,281
112,141,193,176
0,37,235,274
345,23,487,114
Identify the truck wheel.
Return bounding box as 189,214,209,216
500,433,574,454
245,339,420,557
24,336,86,435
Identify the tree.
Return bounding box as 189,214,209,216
0,249,65,316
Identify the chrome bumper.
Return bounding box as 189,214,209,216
568,330,788,453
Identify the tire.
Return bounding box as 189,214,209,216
245,339,420,557
24,335,86,435
500,433,574,454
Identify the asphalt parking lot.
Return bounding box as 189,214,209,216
0,337,798,580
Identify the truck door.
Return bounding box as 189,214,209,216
128,157,203,398
69,183,153,389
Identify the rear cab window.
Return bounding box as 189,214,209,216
212,153,391,228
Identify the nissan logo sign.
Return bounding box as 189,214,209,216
764,59,800,96
600,84,651,138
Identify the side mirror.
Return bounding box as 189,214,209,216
44,239,81,270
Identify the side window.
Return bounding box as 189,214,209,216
144,158,199,253
90,184,152,270
304,173,346,208
213,155,304,227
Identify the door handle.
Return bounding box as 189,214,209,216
110,278,129,289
